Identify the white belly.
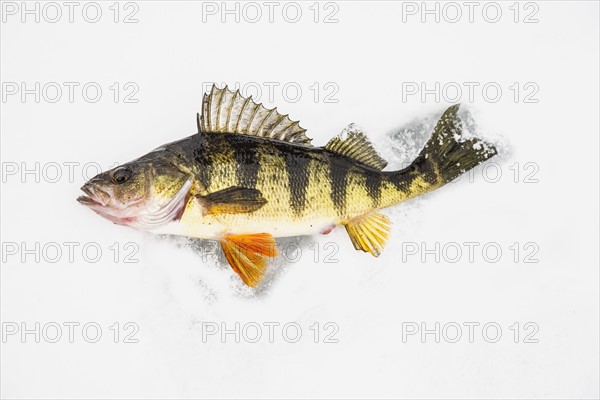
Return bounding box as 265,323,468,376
149,196,338,239
150,215,336,239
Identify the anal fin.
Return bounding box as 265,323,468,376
343,212,391,257
220,233,278,287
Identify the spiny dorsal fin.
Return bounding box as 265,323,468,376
200,85,312,146
325,124,388,170
344,212,391,257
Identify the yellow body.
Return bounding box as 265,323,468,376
79,85,496,287
152,133,440,240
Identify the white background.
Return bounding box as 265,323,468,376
1,1,599,398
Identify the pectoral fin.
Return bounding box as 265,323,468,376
220,233,278,287
343,212,391,257
197,186,267,215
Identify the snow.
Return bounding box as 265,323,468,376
1,2,599,399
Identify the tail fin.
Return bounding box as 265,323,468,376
382,105,497,206
411,104,497,185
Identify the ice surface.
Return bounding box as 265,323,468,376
2,2,598,399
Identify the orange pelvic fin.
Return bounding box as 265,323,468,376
343,212,391,257
220,233,278,287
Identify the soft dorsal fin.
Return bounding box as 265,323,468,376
200,85,312,146
325,124,388,170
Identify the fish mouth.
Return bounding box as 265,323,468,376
77,195,102,206
77,185,109,207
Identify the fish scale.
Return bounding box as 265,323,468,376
78,85,497,287
175,134,382,227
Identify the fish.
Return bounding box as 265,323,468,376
78,85,497,287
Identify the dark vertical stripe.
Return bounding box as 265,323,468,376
232,139,260,188
389,154,437,193
193,137,213,191
284,151,310,216
364,172,382,208
390,170,417,194
329,155,349,216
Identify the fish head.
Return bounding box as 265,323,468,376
77,154,193,230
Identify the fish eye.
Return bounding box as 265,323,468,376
112,166,132,184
